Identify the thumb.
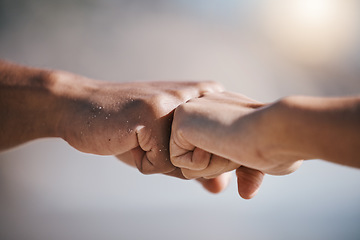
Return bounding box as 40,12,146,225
236,166,264,199
197,172,232,194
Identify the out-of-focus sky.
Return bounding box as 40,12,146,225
0,1,360,240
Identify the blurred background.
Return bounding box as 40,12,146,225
1,0,360,239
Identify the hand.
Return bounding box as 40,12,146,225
53,71,224,178
170,92,302,198
0,59,229,193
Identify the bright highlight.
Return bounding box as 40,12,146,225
261,0,359,65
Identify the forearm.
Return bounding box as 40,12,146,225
0,60,135,153
0,60,63,150
268,96,360,167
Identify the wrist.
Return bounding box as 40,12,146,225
0,62,66,148
47,70,101,140
48,72,140,155
24,69,67,139
263,96,317,161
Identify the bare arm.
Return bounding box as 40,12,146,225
0,60,228,184
0,60,63,148
170,92,360,198
266,95,360,168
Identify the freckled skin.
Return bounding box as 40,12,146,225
0,60,229,192
3,60,359,199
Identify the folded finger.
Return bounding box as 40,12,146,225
181,154,238,179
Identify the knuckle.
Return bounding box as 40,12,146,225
192,148,211,170
138,155,176,175
181,169,196,180
135,153,157,175
192,159,210,171
150,95,177,117
169,154,181,167
196,81,224,93
150,95,166,111
150,94,165,105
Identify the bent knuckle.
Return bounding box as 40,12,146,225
191,148,211,170
150,95,172,116
181,169,196,180
196,81,224,93
141,156,175,175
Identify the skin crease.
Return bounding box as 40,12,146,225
0,60,229,192
170,91,360,199
170,92,269,199
2,60,360,199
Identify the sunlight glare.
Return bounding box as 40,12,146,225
261,0,359,65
